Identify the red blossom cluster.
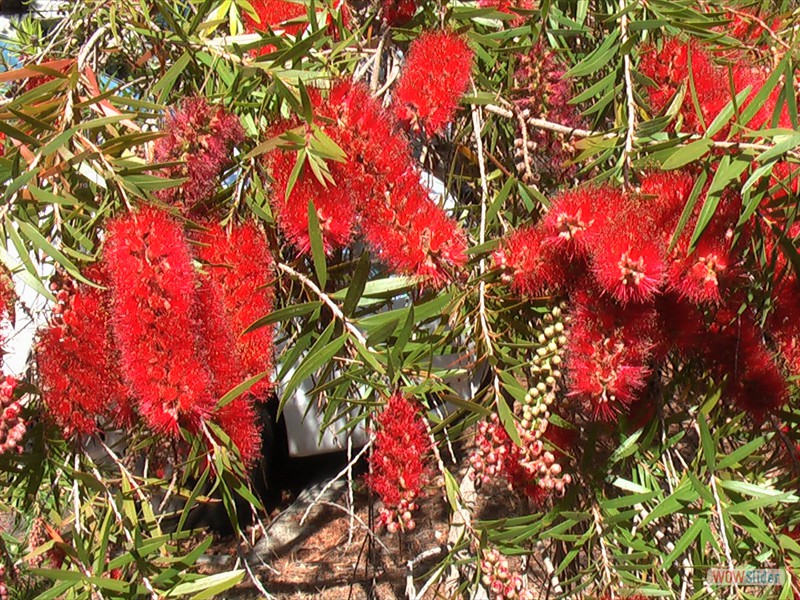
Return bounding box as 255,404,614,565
37,207,273,467
153,97,245,213
381,0,416,26
392,31,474,137
105,208,216,435
367,392,430,532
496,171,791,421
37,271,132,436
266,80,467,287
196,221,275,398
640,36,790,138
243,0,308,53
480,547,535,600
477,0,535,20
0,377,24,455
512,43,585,185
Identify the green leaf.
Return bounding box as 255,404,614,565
667,169,707,252
497,397,522,447
443,468,460,512
165,570,245,598
698,413,715,472
343,251,371,316
280,332,347,409
217,371,270,409
16,220,96,286
661,138,712,170
244,301,322,331
307,200,328,289
152,52,192,101
717,436,766,470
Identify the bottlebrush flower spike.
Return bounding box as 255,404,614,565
640,38,721,133
666,236,735,305
639,170,696,231
196,221,275,398
105,207,215,435
477,0,535,18
265,124,356,254
565,291,654,419
392,31,474,137
566,322,651,420
192,278,262,466
367,392,430,532
707,314,788,419
382,0,416,26
590,216,666,304
243,0,307,53
542,187,622,259
494,226,567,296
266,80,468,287
358,170,468,287
513,43,586,184
37,271,131,436
153,97,245,213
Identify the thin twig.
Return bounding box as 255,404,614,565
300,440,373,526
277,262,368,346
470,104,494,360
592,504,615,594
710,475,738,593
315,500,393,555
619,0,636,183
484,104,800,160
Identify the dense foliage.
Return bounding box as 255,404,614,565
1,0,800,598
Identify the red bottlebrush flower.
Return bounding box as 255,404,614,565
193,276,263,466
638,170,697,231
704,311,787,419
666,236,735,305
194,279,247,397
367,392,430,532
0,376,25,455
195,221,275,398
590,221,666,304
724,345,788,420
494,226,569,296
392,31,474,136
265,125,356,254
566,322,651,420
565,291,654,419
153,97,245,213
768,276,800,376
655,293,708,358
37,272,130,436
640,38,729,135
382,0,416,25
105,207,215,435
358,170,468,286
542,186,622,259
0,130,5,157
267,80,467,286
477,0,535,17
243,0,307,46
215,397,263,467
